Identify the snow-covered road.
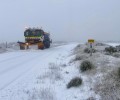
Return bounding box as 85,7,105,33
0,50,51,90
0,43,77,100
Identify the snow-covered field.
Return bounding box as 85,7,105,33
0,42,120,100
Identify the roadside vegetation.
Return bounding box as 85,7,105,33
84,48,96,53
94,67,120,100
25,43,120,100
104,46,120,58
67,77,82,89
80,60,94,72
70,43,120,99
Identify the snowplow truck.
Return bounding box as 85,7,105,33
18,28,51,50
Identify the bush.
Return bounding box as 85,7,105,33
116,45,120,51
87,97,96,100
84,48,90,53
49,63,62,81
37,63,62,82
74,54,88,61
80,60,94,72
74,54,82,61
84,48,96,53
26,88,55,100
96,43,106,46
105,46,117,54
92,48,96,53
94,67,120,100
118,67,120,78
76,44,81,48
67,77,82,89
112,53,120,58
104,52,111,55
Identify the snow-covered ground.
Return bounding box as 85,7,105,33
0,43,81,100
0,42,120,100
72,43,120,100
105,43,120,47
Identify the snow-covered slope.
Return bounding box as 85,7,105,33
105,43,120,47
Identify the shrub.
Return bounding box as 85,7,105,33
87,97,96,100
116,45,120,51
26,88,55,100
104,52,111,55
94,67,120,100
67,77,82,89
76,44,81,48
112,53,120,58
75,54,82,61
96,42,106,46
105,46,117,54
49,63,62,81
80,60,94,72
37,63,62,82
74,54,88,61
84,48,90,53
92,48,96,53
84,48,96,53
118,67,120,78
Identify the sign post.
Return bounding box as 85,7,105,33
88,39,95,56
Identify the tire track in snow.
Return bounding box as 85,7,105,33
0,49,51,74
0,53,26,63
0,44,73,91
0,50,55,90
0,51,49,75
0,51,40,64
0,48,51,64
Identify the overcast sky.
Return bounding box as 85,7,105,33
0,0,120,42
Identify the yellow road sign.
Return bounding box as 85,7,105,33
88,39,94,43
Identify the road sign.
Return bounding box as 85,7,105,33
88,39,95,56
88,39,94,43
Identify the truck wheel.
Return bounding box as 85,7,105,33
20,44,25,50
44,41,50,48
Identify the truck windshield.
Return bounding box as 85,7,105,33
24,30,43,37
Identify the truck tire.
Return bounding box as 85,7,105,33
20,44,25,50
44,41,50,48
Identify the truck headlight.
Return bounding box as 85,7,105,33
26,43,29,45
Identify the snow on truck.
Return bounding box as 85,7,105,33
18,27,51,50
